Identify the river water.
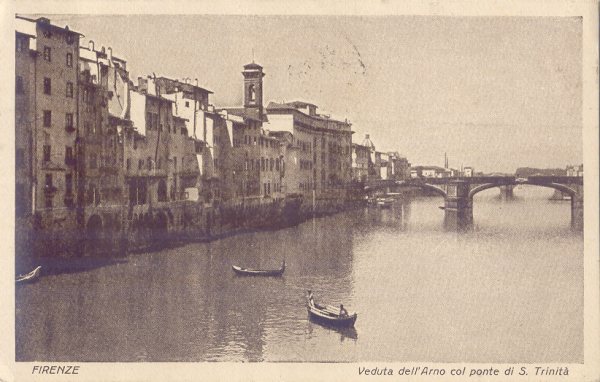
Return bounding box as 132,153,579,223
15,186,583,362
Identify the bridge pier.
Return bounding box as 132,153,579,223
444,180,473,231
499,185,515,200
571,190,583,231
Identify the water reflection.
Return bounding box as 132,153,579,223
16,189,582,362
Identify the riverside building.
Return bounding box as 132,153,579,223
15,15,410,259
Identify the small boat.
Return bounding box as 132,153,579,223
16,266,42,284
307,298,357,328
232,261,285,276
438,206,445,210
376,197,394,209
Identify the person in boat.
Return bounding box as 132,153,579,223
307,290,314,305
339,304,349,317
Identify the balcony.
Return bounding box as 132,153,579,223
65,125,76,133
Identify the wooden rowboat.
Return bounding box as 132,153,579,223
232,261,285,276
307,299,357,328
16,266,42,284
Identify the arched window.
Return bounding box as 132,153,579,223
157,179,167,202
249,85,256,102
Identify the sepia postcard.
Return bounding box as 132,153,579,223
1,0,599,381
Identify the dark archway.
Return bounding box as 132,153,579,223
157,179,168,202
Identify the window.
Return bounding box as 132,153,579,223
43,77,51,95
138,160,143,170
65,173,73,194
147,157,152,171
43,110,52,127
43,46,51,62
65,146,73,164
43,145,51,162
249,85,256,102
66,53,73,67
45,174,53,188
65,113,74,131
126,158,131,170
173,157,177,171
90,153,97,169
66,82,73,98
157,180,167,202
185,101,190,107
16,37,25,52
16,76,24,94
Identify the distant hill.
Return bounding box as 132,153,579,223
515,167,567,177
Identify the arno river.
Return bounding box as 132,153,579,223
16,186,582,362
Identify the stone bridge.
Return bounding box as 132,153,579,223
365,176,584,231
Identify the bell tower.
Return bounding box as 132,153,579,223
242,62,265,118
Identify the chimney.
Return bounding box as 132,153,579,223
89,40,94,51
107,47,112,61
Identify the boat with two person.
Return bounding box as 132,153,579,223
307,290,357,328
16,266,42,284
231,260,285,276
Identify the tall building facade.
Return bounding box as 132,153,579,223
265,101,353,198
15,16,84,257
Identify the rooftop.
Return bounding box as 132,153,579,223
156,76,213,95
220,107,267,123
16,15,84,37
243,62,263,70
266,101,351,127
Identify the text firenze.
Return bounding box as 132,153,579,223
32,365,80,374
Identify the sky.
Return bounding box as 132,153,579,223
42,15,582,173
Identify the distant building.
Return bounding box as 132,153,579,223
566,164,583,177
463,166,474,177
387,152,410,180
265,100,353,196
409,165,446,178
351,142,371,182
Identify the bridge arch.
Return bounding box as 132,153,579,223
469,182,578,199
404,182,447,198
